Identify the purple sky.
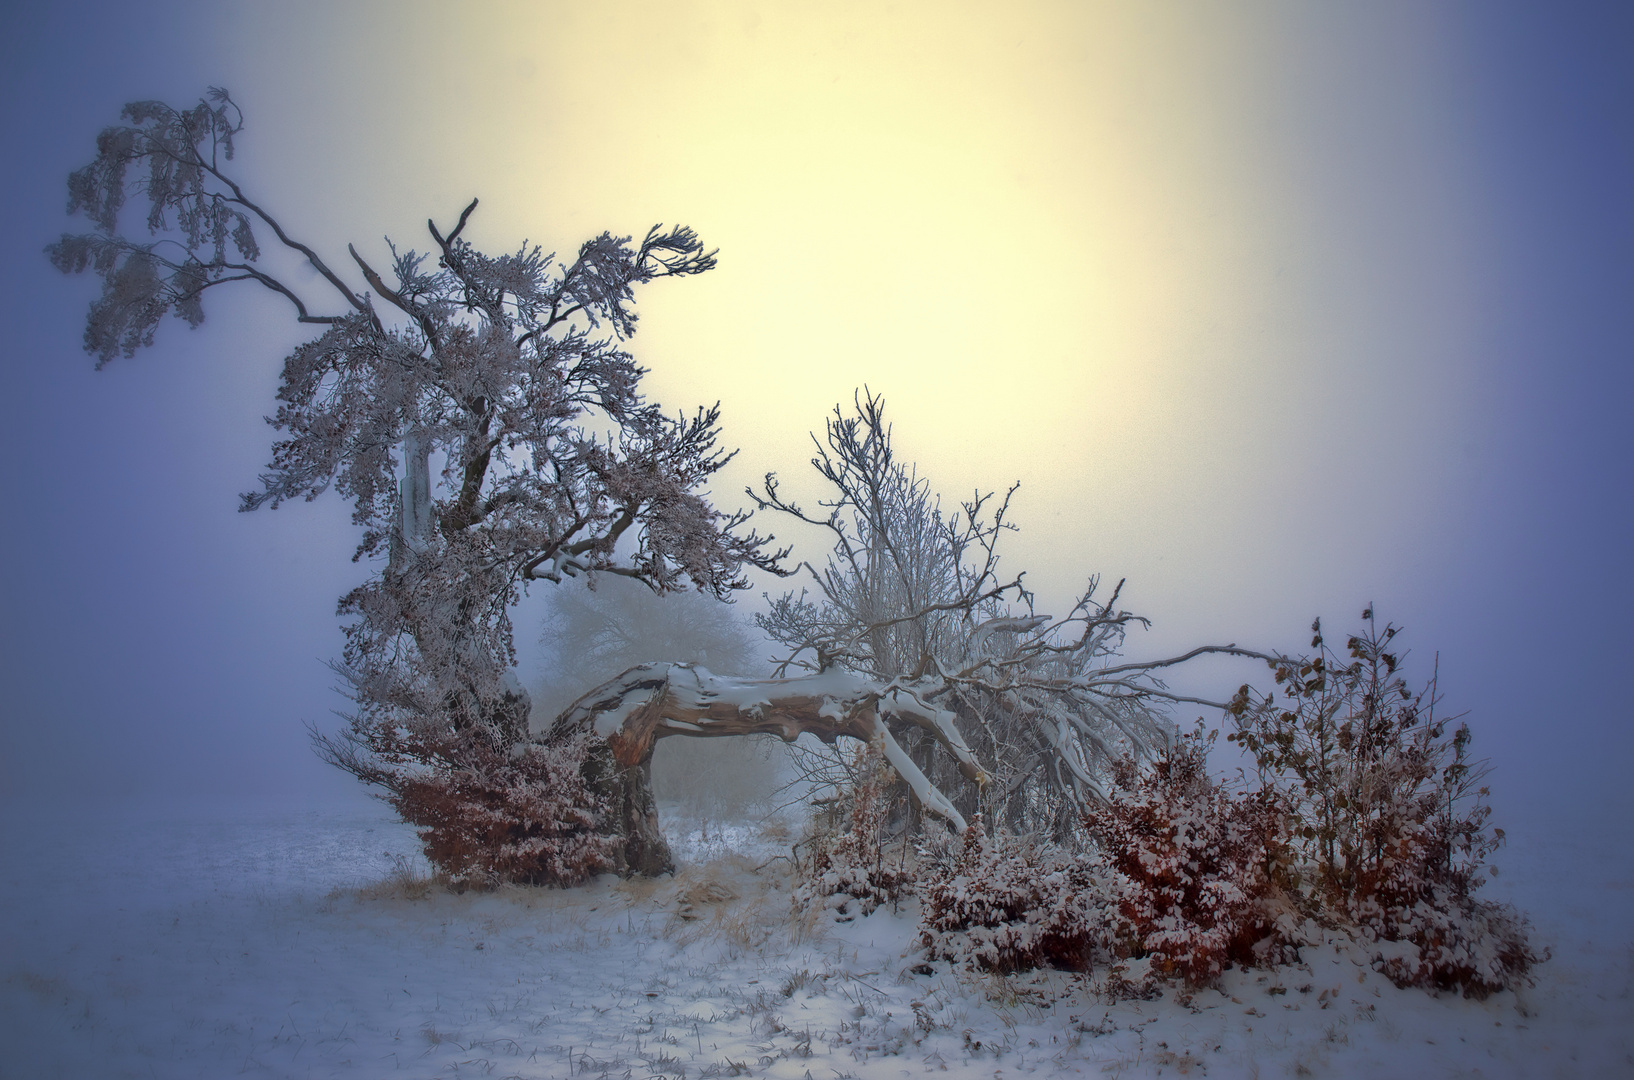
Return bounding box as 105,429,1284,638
1,2,1630,856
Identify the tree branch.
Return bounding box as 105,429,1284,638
192,157,366,312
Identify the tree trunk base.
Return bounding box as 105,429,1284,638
584,742,674,877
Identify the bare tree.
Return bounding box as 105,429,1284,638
544,393,1269,854
51,90,787,879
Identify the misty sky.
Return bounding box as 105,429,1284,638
0,2,1629,844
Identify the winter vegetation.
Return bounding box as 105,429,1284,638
790,602,1542,999
37,89,1581,1075
1222,614,1547,996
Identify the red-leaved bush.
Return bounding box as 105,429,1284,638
1081,732,1277,986
1344,815,1544,996
383,730,615,888
898,609,1542,1000
917,817,1117,973
1228,610,1545,996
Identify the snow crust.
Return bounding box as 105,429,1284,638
1,803,1629,1078
592,694,651,738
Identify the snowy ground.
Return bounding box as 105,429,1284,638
1,801,1630,1079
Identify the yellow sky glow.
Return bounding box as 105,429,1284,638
220,0,1488,644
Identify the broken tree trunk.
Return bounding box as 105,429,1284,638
542,663,990,876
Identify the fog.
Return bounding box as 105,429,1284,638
0,1,1629,878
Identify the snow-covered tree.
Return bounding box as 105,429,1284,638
750,392,1275,838
544,393,1268,863
51,89,786,879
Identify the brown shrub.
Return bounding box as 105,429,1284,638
388,731,615,887
917,818,1116,973
1227,610,1546,995
1081,732,1278,987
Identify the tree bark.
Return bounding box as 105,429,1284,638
580,736,674,876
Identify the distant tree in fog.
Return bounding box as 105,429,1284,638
535,577,765,717
535,578,781,818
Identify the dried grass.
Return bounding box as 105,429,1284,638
648,857,800,955
336,854,444,902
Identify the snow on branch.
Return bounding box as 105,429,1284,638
750,392,1271,840
545,662,985,831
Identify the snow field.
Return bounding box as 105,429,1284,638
0,803,1629,1078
